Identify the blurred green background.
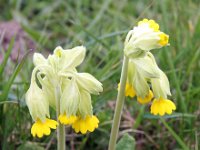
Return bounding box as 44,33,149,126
0,0,200,149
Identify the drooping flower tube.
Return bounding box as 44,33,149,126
58,72,103,134
26,68,58,138
124,19,169,58
119,52,159,102
150,68,176,116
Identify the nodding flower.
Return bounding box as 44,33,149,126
58,72,103,134
119,52,176,116
124,18,169,58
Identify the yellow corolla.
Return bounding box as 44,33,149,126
150,98,176,116
31,118,58,138
72,115,99,134
58,114,78,125
137,90,153,104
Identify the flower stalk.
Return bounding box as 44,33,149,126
56,85,65,150
108,56,129,150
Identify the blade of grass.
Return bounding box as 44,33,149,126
0,37,15,77
0,101,18,105
144,113,196,119
0,49,33,102
160,117,189,150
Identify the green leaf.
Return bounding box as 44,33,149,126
17,142,44,150
144,112,196,119
0,37,15,77
0,49,32,101
116,133,135,150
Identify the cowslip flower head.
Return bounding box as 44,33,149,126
124,18,169,58
32,46,86,109
44,47,104,134
26,45,102,137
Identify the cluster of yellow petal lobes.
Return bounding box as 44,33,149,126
31,118,58,138
125,83,136,98
59,114,78,125
138,18,160,32
159,33,169,46
150,98,176,116
72,115,99,134
118,83,136,98
137,90,153,104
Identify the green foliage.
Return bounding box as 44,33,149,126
116,133,135,150
17,142,44,150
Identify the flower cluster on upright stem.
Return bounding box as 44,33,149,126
25,46,103,150
108,19,176,150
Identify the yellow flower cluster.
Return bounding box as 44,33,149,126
26,46,103,138
121,19,176,116
58,114,99,134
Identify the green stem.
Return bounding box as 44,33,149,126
160,117,189,150
108,56,129,150
56,85,65,150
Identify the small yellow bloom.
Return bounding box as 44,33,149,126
150,98,176,116
72,115,99,134
137,90,153,104
125,83,136,98
124,19,169,58
31,118,58,138
118,83,136,98
59,114,78,125
159,33,169,46
138,18,160,32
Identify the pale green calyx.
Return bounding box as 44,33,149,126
25,68,50,122
128,53,160,98
127,51,171,99
75,73,103,95
60,72,103,118
60,79,80,116
151,68,171,99
33,53,47,66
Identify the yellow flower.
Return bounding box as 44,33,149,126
125,83,136,98
150,98,176,116
72,115,99,134
138,18,160,32
137,90,153,104
159,33,169,46
124,18,169,58
31,118,58,138
58,113,78,125
118,83,136,98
